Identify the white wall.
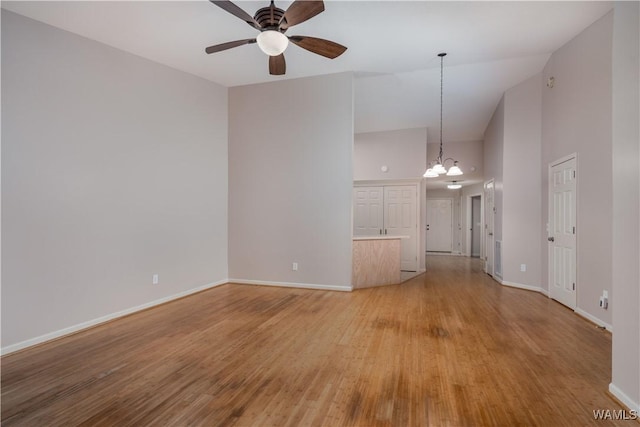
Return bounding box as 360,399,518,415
461,182,484,256
228,73,353,290
1,12,229,350
483,97,505,247
610,0,640,411
354,128,426,181
502,74,542,289
541,11,613,326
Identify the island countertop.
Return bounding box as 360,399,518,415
352,235,409,241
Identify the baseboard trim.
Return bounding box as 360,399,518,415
1,279,228,356
501,280,545,295
229,278,353,293
575,308,613,332
609,382,640,412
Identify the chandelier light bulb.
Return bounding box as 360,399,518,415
433,163,447,175
424,168,438,178
446,162,463,176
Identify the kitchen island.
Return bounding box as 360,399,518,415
352,235,407,289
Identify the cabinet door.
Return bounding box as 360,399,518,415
384,186,417,272
353,187,384,236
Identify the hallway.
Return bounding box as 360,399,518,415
2,256,626,426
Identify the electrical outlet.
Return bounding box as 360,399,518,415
599,296,608,309
520,264,527,272
152,274,159,285
292,262,298,271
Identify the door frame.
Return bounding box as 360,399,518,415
353,179,425,273
465,192,483,258
547,153,578,309
426,197,454,253
484,179,495,276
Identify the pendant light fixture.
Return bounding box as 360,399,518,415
424,53,463,179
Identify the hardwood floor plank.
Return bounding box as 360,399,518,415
1,256,628,426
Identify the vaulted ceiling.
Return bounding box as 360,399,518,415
3,1,613,139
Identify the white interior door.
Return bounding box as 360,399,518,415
549,157,577,309
384,186,417,272
484,180,495,276
353,187,384,236
471,196,482,257
426,199,453,252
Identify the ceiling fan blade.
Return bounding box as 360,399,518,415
269,54,286,75
280,0,324,29
289,36,347,59
205,39,256,54
210,0,261,30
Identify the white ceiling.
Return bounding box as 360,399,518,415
3,1,613,140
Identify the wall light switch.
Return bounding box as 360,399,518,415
520,264,526,272
292,262,298,271
152,274,159,285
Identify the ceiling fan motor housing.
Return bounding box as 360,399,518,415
255,5,287,30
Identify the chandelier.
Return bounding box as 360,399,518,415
424,53,463,178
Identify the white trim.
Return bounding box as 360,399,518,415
483,178,495,276
354,178,422,187
548,153,578,310
550,152,578,168
1,279,228,356
609,383,640,413
575,308,613,332
501,280,545,295
465,192,483,259
229,278,352,292
499,281,610,331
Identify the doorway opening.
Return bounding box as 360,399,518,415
470,195,482,258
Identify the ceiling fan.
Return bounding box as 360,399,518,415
205,0,347,75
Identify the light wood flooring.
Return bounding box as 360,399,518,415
1,256,628,426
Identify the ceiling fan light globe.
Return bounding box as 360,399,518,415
257,30,289,56
446,165,463,176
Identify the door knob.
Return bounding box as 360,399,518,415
488,232,493,236
548,237,555,242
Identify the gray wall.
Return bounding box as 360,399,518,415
483,96,505,247
354,128,426,181
502,74,542,289
460,182,484,257
228,73,353,289
2,12,229,349
472,197,481,257
482,74,543,290
541,10,613,326
611,0,640,411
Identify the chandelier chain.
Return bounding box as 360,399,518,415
439,53,444,161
